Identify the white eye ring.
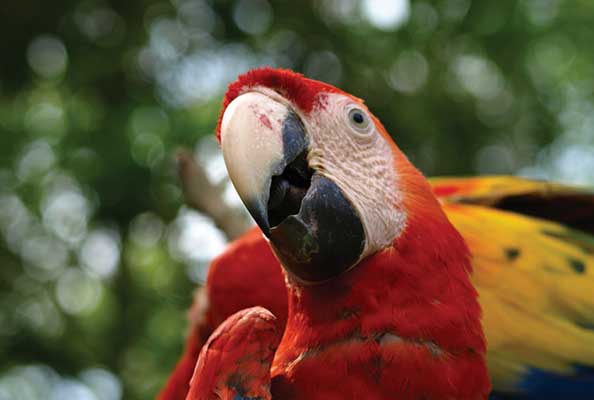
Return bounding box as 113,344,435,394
346,106,373,136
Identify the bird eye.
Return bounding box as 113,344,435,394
347,107,372,135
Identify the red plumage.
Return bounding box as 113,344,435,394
162,224,490,399
167,179,490,399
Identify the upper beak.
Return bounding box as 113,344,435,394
220,92,309,236
220,91,365,283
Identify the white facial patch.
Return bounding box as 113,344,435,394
300,93,407,258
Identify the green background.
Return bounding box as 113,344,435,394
1,0,593,399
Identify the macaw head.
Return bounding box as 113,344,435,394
218,67,438,284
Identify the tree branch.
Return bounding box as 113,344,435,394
176,148,252,240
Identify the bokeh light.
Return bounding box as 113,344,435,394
27,36,68,79
387,50,429,94
167,207,227,283
79,228,121,279
233,0,273,35
362,0,411,30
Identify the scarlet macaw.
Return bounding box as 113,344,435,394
160,68,594,400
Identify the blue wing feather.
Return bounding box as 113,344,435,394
490,366,594,399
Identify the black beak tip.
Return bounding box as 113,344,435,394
245,198,271,237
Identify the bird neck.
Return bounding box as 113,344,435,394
280,200,486,360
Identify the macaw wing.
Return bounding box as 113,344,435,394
431,175,594,234
435,176,594,399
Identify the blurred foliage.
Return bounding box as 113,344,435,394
1,0,594,399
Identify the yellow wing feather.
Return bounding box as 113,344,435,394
430,176,584,203
438,178,594,391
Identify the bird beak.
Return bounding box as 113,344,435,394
220,91,365,283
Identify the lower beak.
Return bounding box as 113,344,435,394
220,92,364,283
